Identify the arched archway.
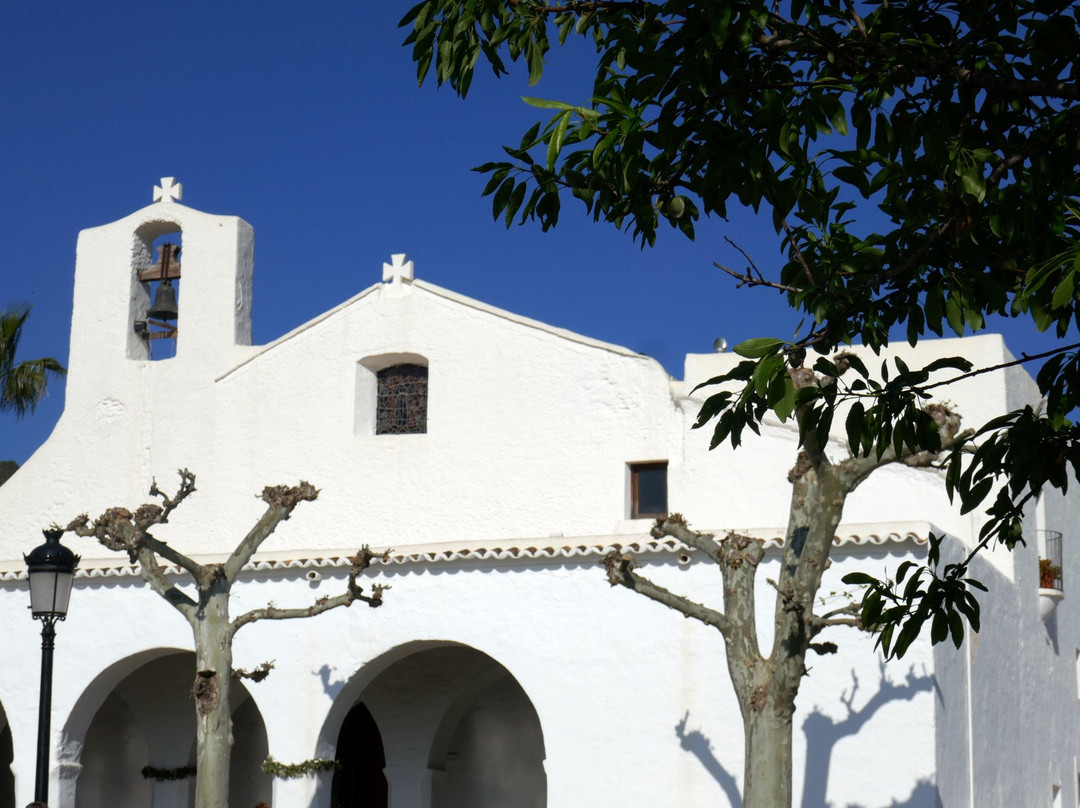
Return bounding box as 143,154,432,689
427,669,545,808
68,650,271,808
322,643,545,808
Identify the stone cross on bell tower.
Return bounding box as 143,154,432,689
153,177,183,204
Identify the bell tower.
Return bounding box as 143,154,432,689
66,179,254,407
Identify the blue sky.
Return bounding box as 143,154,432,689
0,2,1059,465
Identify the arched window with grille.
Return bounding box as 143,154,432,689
375,364,428,435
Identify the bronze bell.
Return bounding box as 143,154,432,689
148,280,178,321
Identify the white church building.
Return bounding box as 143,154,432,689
0,182,1078,808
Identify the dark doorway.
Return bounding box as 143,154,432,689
0,715,13,808
332,702,388,808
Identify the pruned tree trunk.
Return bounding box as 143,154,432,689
735,445,848,808
192,574,233,808
743,703,794,808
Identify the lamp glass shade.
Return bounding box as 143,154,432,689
25,530,79,618
29,569,75,617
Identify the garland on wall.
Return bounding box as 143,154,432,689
141,765,197,781
261,756,340,779
142,755,340,781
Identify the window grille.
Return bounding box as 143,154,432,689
1039,529,1064,591
376,364,427,434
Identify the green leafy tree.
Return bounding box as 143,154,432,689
402,1,1080,805
1,303,65,418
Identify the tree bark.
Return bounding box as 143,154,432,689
192,569,233,808
742,699,794,808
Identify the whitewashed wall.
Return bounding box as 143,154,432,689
0,193,1072,808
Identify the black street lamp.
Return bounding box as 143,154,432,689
25,528,79,806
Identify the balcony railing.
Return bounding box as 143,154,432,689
1039,530,1063,592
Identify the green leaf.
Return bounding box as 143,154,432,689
829,101,848,136
491,177,515,218
733,338,784,359
522,96,577,111
957,164,986,202
596,95,637,119
526,40,545,86
846,401,865,454
945,294,966,336
694,391,733,427
546,111,571,170
922,356,974,374
891,617,924,659
931,611,948,644
753,355,784,398
773,375,797,422
1051,270,1076,310
948,608,965,649
895,560,916,585
960,478,993,514
841,571,878,586
505,182,527,226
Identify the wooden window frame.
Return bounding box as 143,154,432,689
630,461,668,519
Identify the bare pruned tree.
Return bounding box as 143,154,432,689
63,469,386,808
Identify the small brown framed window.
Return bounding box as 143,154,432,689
376,364,427,434
630,461,668,519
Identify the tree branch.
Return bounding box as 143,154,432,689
715,235,803,293
233,661,275,682
602,550,731,636
808,599,864,637
223,482,319,582
918,340,1080,394
230,591,359,636
842,0,868,39
142,532,204,580
714,261,801,293
650,513,722,557
134,543,198,622
506,0,648,14
812,616,862,631
781,217,815,286
147,470,197,524
840,405,969,484
955,69,1080,101
954,487,1040,574
228,547,388,638
62,471,204,618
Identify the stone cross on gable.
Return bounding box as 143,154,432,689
153,177,183,203
382,253,415,285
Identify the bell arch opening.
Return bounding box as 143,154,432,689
129,222,183,361
321,643,545,808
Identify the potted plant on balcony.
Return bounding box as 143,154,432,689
1040,558,1063,590
1039,557,1064,621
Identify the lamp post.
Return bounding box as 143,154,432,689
25,528,79,806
